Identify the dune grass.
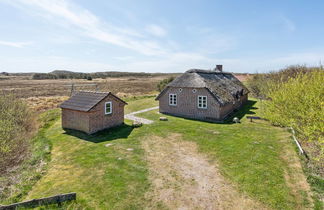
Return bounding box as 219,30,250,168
21,97,312,209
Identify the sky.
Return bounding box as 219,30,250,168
0,0,324,73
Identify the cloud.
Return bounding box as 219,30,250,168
0,40,31,48
145,24,167,37
8,0,167,55
280,15,296,32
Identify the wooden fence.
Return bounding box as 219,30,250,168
0,193,76,210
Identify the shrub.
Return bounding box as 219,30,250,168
0,95,36,173
261,70,324,174
247,65,315,98
157,77,174,91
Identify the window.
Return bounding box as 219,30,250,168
169,94,177,106
192,89,197,93
198,96,207,109
179,88,182,92
105,102,112,114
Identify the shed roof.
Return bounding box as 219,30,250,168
60,91,127,112
156,69,249,105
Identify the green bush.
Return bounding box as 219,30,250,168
247,65,314,98
261,70,324,174
157,77,174,91
0,95,35,173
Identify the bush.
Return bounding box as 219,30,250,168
261,70,324,174
157,77,174,91
0,95,36,173
247,65,314,99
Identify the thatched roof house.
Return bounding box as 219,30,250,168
156,65,249,121
60,91,127,134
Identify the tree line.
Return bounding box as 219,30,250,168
32,71,174,80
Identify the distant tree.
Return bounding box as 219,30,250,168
87,76,93,81
157,77,174,91
1,72,9,76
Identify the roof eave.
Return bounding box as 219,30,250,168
155,86,169,100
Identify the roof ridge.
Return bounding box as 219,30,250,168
186,69,231,74
77,90,110,94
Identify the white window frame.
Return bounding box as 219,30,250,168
169,94,177,106
105,102,112,114
197,96,207,109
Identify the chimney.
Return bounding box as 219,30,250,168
215,65,223,72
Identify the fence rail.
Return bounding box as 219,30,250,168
289,127,308,159
0,192,76,210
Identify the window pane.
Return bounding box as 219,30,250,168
106,103,111,113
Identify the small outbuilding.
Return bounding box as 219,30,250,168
60,91,127,134
156,65,249,122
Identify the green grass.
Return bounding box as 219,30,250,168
20,97,311,209
24,116,151,209
124,95,158,114
137,99,311,209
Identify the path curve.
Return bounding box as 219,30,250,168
125,106,159,124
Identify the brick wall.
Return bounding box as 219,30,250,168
219,94,248,119
159,87,221,121
62,109,90,133
88,95,125,134
158,87,248,121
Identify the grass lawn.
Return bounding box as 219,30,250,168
124,95,158,114
23,97,312,209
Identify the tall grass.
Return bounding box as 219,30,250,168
0,94,36,173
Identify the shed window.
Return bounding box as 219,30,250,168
105,102,112,114
169,94,177,106
198,96,207,109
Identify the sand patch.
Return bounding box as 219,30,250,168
143,133,266,210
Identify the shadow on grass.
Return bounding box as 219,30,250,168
63,123,134,143
223,99,257,124
160,99,257,125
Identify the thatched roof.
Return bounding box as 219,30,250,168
156,69,249,105
60,91,127,112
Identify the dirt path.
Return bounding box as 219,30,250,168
125,106,158,124
143,134,266,210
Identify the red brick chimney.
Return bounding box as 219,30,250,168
215,65,223,72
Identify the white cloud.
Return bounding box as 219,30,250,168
8,0,167,55
0,40,31,48
145,24,167,37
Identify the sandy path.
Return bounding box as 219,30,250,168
143,134,266,210
125,106,158,124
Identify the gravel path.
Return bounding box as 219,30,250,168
124,106,159,124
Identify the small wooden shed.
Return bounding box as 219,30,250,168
60,91,127,134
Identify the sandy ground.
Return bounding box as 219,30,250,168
143,134,266,210
125,106,158,124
